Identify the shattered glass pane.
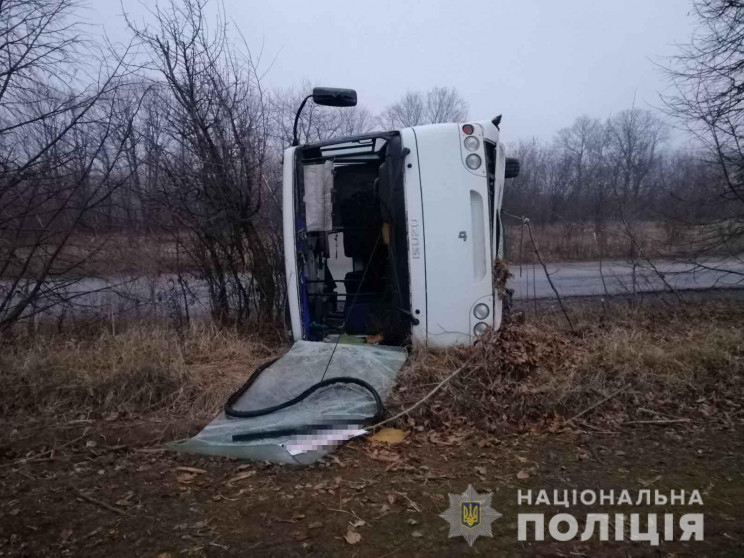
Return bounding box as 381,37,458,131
174,341,407,464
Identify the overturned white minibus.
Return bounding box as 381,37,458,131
283,88,519,347
180,90,522,462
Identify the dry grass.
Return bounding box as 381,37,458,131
503,220,738,263
0,232,194,280
392,298,744,430
2,296,743,431
0,322,282,420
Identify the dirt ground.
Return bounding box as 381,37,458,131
0,417,741,557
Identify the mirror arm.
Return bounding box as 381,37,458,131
292,95,313,147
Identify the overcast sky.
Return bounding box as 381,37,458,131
85,0,696,143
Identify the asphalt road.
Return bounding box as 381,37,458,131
6,257,742,323
510,256,744,300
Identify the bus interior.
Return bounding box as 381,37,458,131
292,133,412,345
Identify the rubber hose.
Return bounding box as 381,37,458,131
224,358,384,424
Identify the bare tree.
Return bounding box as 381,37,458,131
663,0,744,266
378,91,425,129
607,109,666,203
0,0,134,332
425,86,468,124
379,86,468,129
124,0,283,324
556,116,605,204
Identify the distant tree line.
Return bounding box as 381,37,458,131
503,110,729,226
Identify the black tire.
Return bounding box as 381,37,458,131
505,157,520,179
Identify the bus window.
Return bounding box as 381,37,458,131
484,141,496,250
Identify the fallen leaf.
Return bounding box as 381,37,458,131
367,448,401,463
368,428,408,445
412,531,423,538
406,518,418,525
517,456,528,463
115,491,133,506
309,521,323,530
176,473,196,484
344,530,362,545
428,431,470,446
517,470,529,480
474,466,486,476
365,333,384,344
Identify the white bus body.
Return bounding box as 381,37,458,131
284,118,514,347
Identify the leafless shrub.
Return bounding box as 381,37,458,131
123,0,283,324
0,0,140,332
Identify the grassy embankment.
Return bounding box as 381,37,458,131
2,293,742,430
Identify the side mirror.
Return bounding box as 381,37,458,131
505,157,520,179
312,87,357,107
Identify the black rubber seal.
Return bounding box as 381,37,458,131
224,358,384,442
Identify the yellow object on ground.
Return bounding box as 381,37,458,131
368,427,408,444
